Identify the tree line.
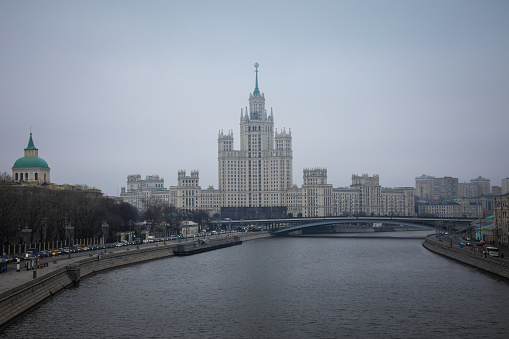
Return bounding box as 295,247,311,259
0,183,211,247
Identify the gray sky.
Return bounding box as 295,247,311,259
1,0,508,196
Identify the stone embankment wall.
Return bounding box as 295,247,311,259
0,233,272,327
0,244,175,327
238,231,271,242
423,236,509,280
0,266,73,328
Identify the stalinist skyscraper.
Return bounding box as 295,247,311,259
122,64,416,219
217,63,293,218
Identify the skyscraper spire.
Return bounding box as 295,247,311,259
253,62,260,96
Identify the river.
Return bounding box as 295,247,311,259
2,232,509,338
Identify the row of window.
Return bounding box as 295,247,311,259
14,172,46,181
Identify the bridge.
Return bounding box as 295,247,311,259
213,216,475,235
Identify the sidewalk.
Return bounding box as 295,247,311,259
0,253,89,295
0,232,272,296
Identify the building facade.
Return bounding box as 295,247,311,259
494,193,509,246
120,174,169,211
121,65,415,218
415,175,458,201
501,178,509,195
332,174,414,217
492,186,502,196
457,182,478,199
12,133,51,185
418,201,482,218
416,174,495,201
470,176,490,196
217,63,293,213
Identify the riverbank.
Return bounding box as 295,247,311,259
0,232,271,327
423,234,509,280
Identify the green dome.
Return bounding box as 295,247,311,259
12,156,49,169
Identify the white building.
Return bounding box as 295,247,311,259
216,63,292,217
120,174,169,211
418,201,482,218
501,178,509,195
331,174,414,217
121,64,415,218
12,133,51,185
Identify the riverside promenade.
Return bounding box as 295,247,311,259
423,234,509,280
0,231,271,327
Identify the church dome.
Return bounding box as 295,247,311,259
12,156,49,169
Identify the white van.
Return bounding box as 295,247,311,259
486,247,499,257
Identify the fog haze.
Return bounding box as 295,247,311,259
1,1,508,196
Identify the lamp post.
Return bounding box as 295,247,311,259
101,221,109,253
163,223,167,245
136,221,140,249
20,227,32,259
65,223,74,259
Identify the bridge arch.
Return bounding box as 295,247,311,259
272,219,436,236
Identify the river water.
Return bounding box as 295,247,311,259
2,232,509,338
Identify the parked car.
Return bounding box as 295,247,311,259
1,255,14,263
50,249,61,256
39,250,51,257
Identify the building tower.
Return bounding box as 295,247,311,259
217,63,293,218
12,133,51,185
471,176,490,196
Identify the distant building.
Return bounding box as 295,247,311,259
417,174,493,201
333,174,414,217
120,65,415,218
418,201,482,218
12,133,51,185
492,186,502,195
415,175,457,201
470,176,490,196
494,193,509,246
502,178,509,195
169,170,205,212
181,220,199,236
457,182,478,199
120,174,169,211
216,63,293,217
302,168,333,218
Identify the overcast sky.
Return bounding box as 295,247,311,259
1,1,508,196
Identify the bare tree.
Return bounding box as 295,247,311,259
0,186,138,247
0,172,12,183
142,197,166,234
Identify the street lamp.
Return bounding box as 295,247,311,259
101,221,109,253
20,226,32,257
65,223,74,259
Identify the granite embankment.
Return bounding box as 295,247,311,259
0,232,271,327
423,235,509,280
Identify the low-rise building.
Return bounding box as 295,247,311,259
418,201,482,218
12,133,51,185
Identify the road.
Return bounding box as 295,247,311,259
0,232,245,294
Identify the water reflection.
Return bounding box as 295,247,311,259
2,234,509,338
